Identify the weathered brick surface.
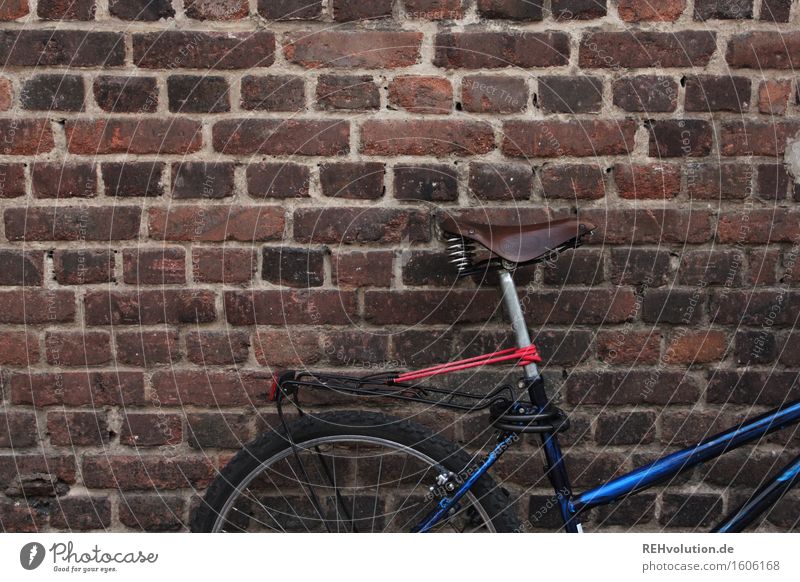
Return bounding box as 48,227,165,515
0,3,797,535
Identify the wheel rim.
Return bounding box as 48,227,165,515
212,435,497,533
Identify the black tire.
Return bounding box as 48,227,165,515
191,411,520,533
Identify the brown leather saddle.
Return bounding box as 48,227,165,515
440,215,595,265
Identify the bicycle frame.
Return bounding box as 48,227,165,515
417,268,800,533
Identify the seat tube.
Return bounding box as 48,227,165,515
497,269,540,380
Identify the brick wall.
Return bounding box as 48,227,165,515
1,0,799,532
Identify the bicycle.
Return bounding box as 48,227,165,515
191,214,800,533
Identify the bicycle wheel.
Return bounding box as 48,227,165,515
191,411,520,533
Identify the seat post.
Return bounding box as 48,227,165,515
497,269,540,380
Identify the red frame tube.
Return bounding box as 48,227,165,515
394,345,541,383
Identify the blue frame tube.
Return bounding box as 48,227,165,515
574,400,800,512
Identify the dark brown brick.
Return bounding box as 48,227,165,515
710,290,800,326
541,164,605,200
708,370,799,405
93,76,158,113
38,0,96,20
678,250,744,286
612,76,678,112
552,0,607,19
315,75,379,111
171,161,234,199
503,120,636,157
168,75,229,113
333,251,394,287
760,0,791,21
150,370,271,406
192,248,256,283
461,75,528,113
614,163,681,199
285,31,422,68
45,331,111,366
579,31,716,68
294,208,430,244
102,162,165,198
756,163,791,200
717,209,800,243
566,370,702,405
185,0,248,20
660,493,722,528
394,164,458,202
50,497,111,531
320,162,385,200
362,119,493,156
434,31,569,68
365,290,498,325
0,164,26,198
258,0,323,19
477,0,542,19
82,455,213,490
595,411,655,445
226,290,358,326
0,411,37,447
110,0,174,20
0,249,44,286
402,251,458,286
253,329,321,367
685,75,751,112
719,120,800,156
84,290,216,325
641,289,705,324
610,248,671,286
0,331,40,366
262,247,326,287
538,75,603,113
583,208,712,245
32,163,97,199
12,371,144,407
685,163,752,200
115,330,180,366
468,162,532,201
0,30,124,67
542,248,605,285
5,206,141,241
241,75,305,111
134,31,275,69
187,413,252,449
246,163,310,199
123,247,186,285
186,330,250,365
694,0,753,20
121,413,182,447
213,119,349,156
735,330,777,364
118,494,185,531
404,0,463,19
648,119,713,157
54,250,115,285
333,0,392,21
21,74,84,111
726,32,800,69
148,205,284,242
618,0,686,21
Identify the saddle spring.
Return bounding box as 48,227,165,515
445,235,477,275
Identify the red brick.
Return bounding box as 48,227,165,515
82,455,214,490
213,119,349,155
0,331,39,366
150,370,271,406
597,330,661,365
11,371,145,407
583,208,712,244
134,31,275,69
678,249,744,286
648,120,713,157
246,163,310,199
192,248,256,283
719,120,800,156
0,163,26,198
121,414,182,447
115,330,180,366
0,119,54,155
0,290,74,323
54,249,115,285
365,290,499,325
171,162,234,199
717,210,800,243
294,208,430,244
461,75,528,113
93,76,158,113
84,290,216,325
684,75,751,112
665,330,727,364
468,162,532,201
333,251,394,287
685,163,752,200
694,0,752,19
727,32,800,69
66,118,202,155
434,31,569,68
618,0,685,20
185,0,248,20
0,249,44,285
614,163,681,199
0,411,37,447
45,331,111,366
541,164,606,200
118,494,185,531
333,0,392,21
579,31,716,68
167,75,230,113
0,30,124,66
253,328,321,366
361,120,493,156
320,162,385,200
123,247,185,285
225,290,358,325
389,76,453,114
148,205,285,242
32,163,97,199
757,79,792,115
613,75,678,112
102,162,165,197
315,75,380,111
241,75,305,111
405,0,463,19
394,164,458,202
5,206,141,241
47,411,110,446
50,498,111,531
0,0,28,20
285,31,423,68
258,0,323,19
477,0,542,19
503,120,636,157
186,330,250,365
